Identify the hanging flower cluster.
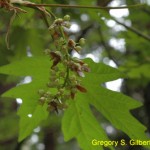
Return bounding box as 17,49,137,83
38,15,90,113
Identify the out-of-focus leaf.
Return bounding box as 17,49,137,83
0,56,51,141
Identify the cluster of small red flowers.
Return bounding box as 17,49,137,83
38,15,90,113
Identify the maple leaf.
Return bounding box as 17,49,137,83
0,57,148,150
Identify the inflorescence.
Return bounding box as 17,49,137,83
38,15,90,113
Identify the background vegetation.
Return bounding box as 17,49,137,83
0,0,150,150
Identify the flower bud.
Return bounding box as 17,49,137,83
55,51,63,58
72,80,78,85
56,91,61,96
48,26,55,35
44,49,51,55
47,82,56,88
62,60,68,65
39,97,45,105
59,88,65,94
44,91,51,98
55,18,63,24
68,39,76,47
64,15,70,21
79,38,86,46
59,71,66,77
54,79,59,84
71,87,77,94
75,46,82,52
62,45,68,52
49,76,57,81
50,69,56,75
64,22,71,29
59,37,65,44
52,66,59,72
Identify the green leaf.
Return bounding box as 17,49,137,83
0,56,50,77
82,59,147,140
127,64,150,79
0,56,51,141
0,57,148,148
19,104,48,141
62,94,112,150
9,27,45,61
62,59,148,150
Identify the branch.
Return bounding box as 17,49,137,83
22,3,146,10
14,2,150,43
76,24,94,41
114,19,150,42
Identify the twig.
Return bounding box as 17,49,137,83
15,2,150,43
40,11,50,28
114,19,150,42
22,3,146,10
76,24,94,41
5,10,16,49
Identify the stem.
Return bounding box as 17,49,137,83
59,26,66,42
63,65,69,87
12,1,149,43
40,11,50,28
47,10,57,19
114,19,150,42
6,10,16,49
59,25,70,87
24,3,146,10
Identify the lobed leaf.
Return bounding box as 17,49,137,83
62,95,112,150
83,59,148,140
0,56,51,141
0,57,148,149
